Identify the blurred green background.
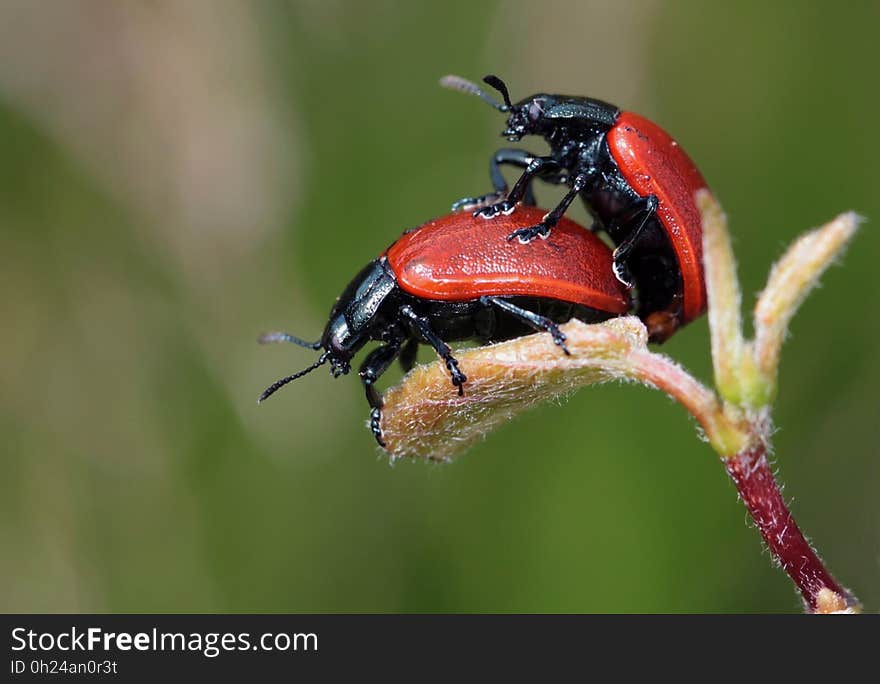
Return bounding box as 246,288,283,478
1,1,877,613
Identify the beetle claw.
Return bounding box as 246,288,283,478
370,408,386,448
475,199,516,220
507,223,551,243
612,247,635,289
553,331,570,355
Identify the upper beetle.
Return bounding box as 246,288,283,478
259,206,629,446
441,74,711,341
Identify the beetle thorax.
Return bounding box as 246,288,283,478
320,258,399,375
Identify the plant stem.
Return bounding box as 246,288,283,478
723,444,856,612
628,349,748,457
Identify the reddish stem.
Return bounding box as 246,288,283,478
724,445,855,612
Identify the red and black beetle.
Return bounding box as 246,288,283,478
442,74,711,341
259,206,629,445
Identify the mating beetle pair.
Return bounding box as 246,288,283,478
260,75,713,445
440,74,708,337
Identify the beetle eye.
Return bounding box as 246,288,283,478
528,100,544,121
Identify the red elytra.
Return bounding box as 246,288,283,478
385,205,629,315
607,111,709,323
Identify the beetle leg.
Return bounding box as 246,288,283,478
359,340,405,447
399,305,467,395
490,148,558,206
452,149,545,212
506,156,565,204
479,296,570,355
472,155,563,218
611,194,659,287
398,337,419,374
506,172,591,244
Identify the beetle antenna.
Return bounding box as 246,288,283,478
440,74,509,112
482,74,513,111
258,331,322,349
258,352,329,404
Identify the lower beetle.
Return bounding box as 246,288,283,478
259,206,630,445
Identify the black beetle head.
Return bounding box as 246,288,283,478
502,92,559,142
256,318,358,404
321,309,357,378
439,73,556,142
255,325,358,403
258,259,397,403
321,259,397,375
